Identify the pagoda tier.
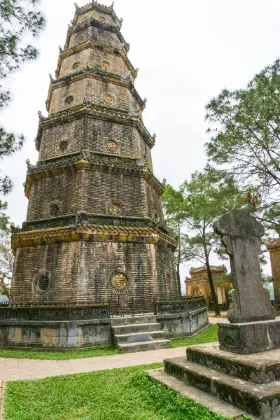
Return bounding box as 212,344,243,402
10,1,179,309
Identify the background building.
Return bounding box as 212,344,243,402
185,265,232,307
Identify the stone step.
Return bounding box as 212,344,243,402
114,331,165,344
110,315,157,326
147,368,259,420
111,322,161,335
119,339,170,353
164,357,280,419
187,343,280,384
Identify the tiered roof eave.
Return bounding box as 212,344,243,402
73,1,122,28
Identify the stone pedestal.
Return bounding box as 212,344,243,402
218,319,280,354
160,343,280,419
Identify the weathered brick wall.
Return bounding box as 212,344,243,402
11,3,179,311
39,118,152,167
59,48,129,78
27,170,163,223
10,241,178,306
49,78,139,114
69,27,122,50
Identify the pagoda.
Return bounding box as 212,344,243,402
10,1,179,312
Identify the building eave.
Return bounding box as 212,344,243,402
35,103,155,152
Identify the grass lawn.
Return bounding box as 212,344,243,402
0,345,121,360
170,324,218,348
4,364,229,420
0,325,218,360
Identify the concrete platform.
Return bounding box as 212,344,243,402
164,356,280,419
188,342,280,384
147,368,260,420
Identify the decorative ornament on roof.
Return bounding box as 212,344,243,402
152,133,156,142
38,111,42,118
59,46,63,53
49,74,54,83
110,1,114,8
143,98,147,109
74,2,79,10
162,179,167,187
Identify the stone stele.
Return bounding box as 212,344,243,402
155,211,280,419
214,210,280,354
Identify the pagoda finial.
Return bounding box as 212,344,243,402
74,2,79,10
110,2,114,8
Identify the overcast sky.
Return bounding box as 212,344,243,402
1,0,279,284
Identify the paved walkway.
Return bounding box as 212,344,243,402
0,317,226,382
0,346,187,382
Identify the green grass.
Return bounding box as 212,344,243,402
170,324,218,348
0,345,121,360
4,364,229,420
0,325,218,360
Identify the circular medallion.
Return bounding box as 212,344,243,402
104,95,114,105
72,62,80,69
65,96,74,105
102,61,110,69
37,275,50,292
50,204,60,217
112,273,127,290
59,141,68,152
106,140,118,152
109,203,122,215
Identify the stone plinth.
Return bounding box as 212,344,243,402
160,343,280,419
218,319,280,354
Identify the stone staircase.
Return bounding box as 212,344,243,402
111,314,170,353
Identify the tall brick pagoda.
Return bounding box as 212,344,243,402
10,1,179,311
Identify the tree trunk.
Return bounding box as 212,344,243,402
203,244,220,316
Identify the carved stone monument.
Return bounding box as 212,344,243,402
150,211,280,419
214,210,280,354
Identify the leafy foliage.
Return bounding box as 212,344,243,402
205,59,280,227
0,228,13,296
0,0,45,199
163,167,248,315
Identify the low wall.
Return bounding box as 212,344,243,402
0,305,111,349
156,298,208,338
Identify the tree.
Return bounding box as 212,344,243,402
181,167,248,316
162,184,188,296
0,0,45,196
205,59,280,214
0,229,13,297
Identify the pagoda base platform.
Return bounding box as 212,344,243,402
153,342,280,419
0,300,208,350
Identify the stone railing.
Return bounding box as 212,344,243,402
0,304,109,321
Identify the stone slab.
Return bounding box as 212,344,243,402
164,356,280,419
147,368,259,420
218,319,280,354
118,339,170,353
187,343,280,384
